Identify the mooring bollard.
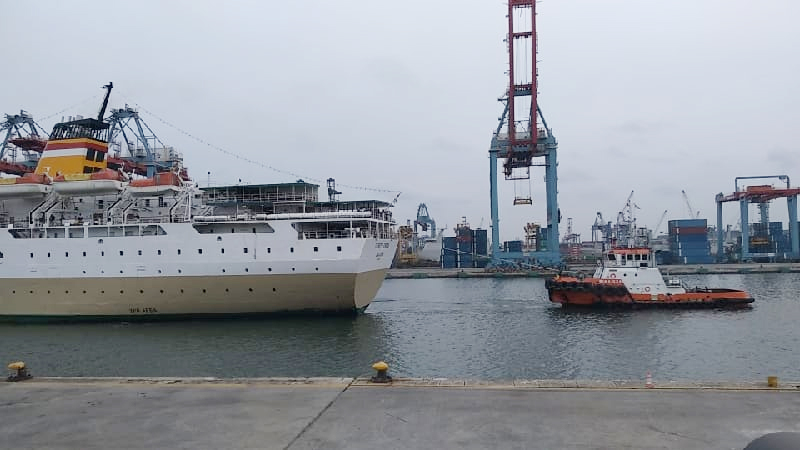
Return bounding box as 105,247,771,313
371,361,391,383
7,361,32,382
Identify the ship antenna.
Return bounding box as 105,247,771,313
97,82,114,120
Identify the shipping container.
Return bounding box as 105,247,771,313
442,256,458,269
669,226,708,235
505,240,523,253
668,219,707,229
458,254,473,269
681,255,714,265
474,229,488,256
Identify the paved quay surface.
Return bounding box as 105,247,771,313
2,377,799,449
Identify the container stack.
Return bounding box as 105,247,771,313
668,219,712,264
441,228,490,269
503,240,523,253
441,237,458,268
456,226,473,268
474,229,489,268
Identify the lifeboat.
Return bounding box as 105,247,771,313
127,171,183,196
52,169,126,195
545,247,754,309
0,173,53,198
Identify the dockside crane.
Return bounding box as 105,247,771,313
487,0,560,267
681,190,701,219
653,209,668,236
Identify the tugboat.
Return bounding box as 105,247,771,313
545,247,753,308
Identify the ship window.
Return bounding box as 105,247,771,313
95,152,104,163
607,254,615,261
30,253,33,258
290,247,294,253
0,251,2,258
138,250,142,256
198,249,203,254
337,246,342,252
65,252,69,257
120,251,124,256
267,248,271,253
222,248,226,254
98,238,104,244
158,250,162,255
627,254,633,260
86,149,96,161
83,166,93,174
178,249,182,255
313,247,318,252
101,251,105,256
47,252,51,258
217,236,222,241
243,248,247,254
144,199,151,207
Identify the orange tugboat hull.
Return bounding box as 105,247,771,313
545,277,754,309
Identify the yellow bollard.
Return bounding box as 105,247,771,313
7,361,32,382
767,376,778,388
370,361,391,383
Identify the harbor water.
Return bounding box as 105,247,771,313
1,273,798,381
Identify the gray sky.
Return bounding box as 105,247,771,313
2,0,799,242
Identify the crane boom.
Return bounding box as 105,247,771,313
681,190,700,218
654,209,668,235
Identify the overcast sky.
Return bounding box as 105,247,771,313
2,0,798,242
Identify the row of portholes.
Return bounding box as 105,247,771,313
78,267,320,275
28,245,342,259
12,287,279,295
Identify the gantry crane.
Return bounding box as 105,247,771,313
488,0,560,267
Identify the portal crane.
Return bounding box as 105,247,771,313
414,203,436,238
488,0,560,267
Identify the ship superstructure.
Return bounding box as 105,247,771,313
0,85,397,321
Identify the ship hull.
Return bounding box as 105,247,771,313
545,278,753,309
0,269,388,322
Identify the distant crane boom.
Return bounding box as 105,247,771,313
681,190,700,218
654,209,668,235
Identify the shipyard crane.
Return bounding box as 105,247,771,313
653,209,668,236
681,190,701,219
0,111,48,175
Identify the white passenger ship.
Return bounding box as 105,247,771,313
0,86,397,321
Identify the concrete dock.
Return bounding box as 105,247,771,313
2,377,798,449
386,263,800,279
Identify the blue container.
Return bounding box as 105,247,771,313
474,229,488,256
442,256,457,269
458,254,473,269
683,255,714,265
669,219,707,228
505,240,523,253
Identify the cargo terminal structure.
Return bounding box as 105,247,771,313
715,175,800,262
488,0,561,268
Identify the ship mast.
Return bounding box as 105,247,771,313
97,82,113,121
